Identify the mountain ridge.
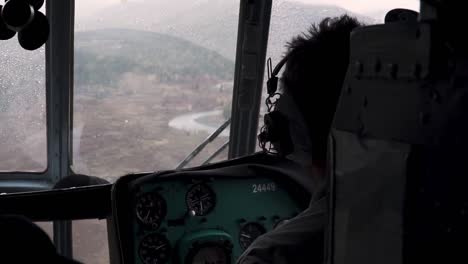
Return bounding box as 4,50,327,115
78,0,376,61
74,28,235,86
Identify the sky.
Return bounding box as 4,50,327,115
296,0,419,13
75,0,420,18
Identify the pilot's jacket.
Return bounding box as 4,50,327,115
237,196,326,264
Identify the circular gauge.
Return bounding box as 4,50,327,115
139,233,171,264
187,244,230,264
136,192,167,229
239,222,266,250
186,183,216,216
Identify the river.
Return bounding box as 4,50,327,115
168,110,230,137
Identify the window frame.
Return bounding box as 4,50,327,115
0,0,75,258
229,0,273,159
46,0,75,258
0,1,74,186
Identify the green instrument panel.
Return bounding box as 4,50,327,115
132,177,304,264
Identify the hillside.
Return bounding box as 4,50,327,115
79,0,376,61
74,29,235,86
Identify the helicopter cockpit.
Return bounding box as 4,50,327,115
1,0,465,263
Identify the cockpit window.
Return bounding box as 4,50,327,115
72,2,240,262
73,1,239,179
0,36,46,172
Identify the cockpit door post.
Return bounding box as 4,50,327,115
46,0,75,259
228,0,272,159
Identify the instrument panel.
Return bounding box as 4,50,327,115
130,178,304,264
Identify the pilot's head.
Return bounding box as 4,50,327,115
280,15,362,169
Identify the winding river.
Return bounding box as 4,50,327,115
168,110,230,137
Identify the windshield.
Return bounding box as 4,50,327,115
73,0,238,180
0,28,46,173
72,2,240,261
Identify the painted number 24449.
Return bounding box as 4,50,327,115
252,183,276,193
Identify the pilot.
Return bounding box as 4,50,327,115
237,15,362,264
0,215,81,263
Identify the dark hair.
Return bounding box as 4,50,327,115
282,15,362,162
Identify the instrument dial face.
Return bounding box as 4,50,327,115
186,183,216,216
239,222,266,250
136,192,167,229
138,233,171,264
189,245,229,264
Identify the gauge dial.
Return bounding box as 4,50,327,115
186,183,216,216
239,222,266,250
188,245,229,264
136,192,167,229
139,233,171,264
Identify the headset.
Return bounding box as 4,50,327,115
259,54,308,157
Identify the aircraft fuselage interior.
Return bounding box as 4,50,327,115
0,0,466,263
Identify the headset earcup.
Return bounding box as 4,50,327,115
262,111,294,156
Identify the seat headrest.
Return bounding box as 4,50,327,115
385,8,419,24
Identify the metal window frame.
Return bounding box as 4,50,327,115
46,0,75,258
228,0,273,159
0,0,75,258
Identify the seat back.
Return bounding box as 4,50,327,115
327,6,468,264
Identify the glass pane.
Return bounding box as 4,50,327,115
257,0,420,150
36,221,53,240
0,36,46,172
73,219,109,264
73,1,238,179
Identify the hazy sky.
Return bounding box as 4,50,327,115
297,0,419,13
76,0,420,18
